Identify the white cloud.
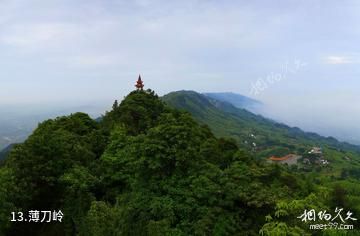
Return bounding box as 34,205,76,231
324,56,354,64
0,23,82,49
67,55,121,67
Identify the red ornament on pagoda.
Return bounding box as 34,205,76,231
135,75,144,90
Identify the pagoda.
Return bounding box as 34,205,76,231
135,75,144,90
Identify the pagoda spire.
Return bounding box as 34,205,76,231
135,74,144,90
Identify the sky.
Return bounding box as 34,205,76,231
0,0,360,144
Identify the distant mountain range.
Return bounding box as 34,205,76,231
203,92,263,113
0,121,34,151
162,91,360,157
0,103,108,151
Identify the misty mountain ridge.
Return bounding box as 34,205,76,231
204,92,263,114
162,90,360,154
204,91,360,146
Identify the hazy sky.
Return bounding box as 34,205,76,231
1,0,360,143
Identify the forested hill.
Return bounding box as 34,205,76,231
0,89,359,235
162,90,360,155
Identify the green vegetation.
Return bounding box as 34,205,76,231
0,89,360,235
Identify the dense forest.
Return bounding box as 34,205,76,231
0,89,360,235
